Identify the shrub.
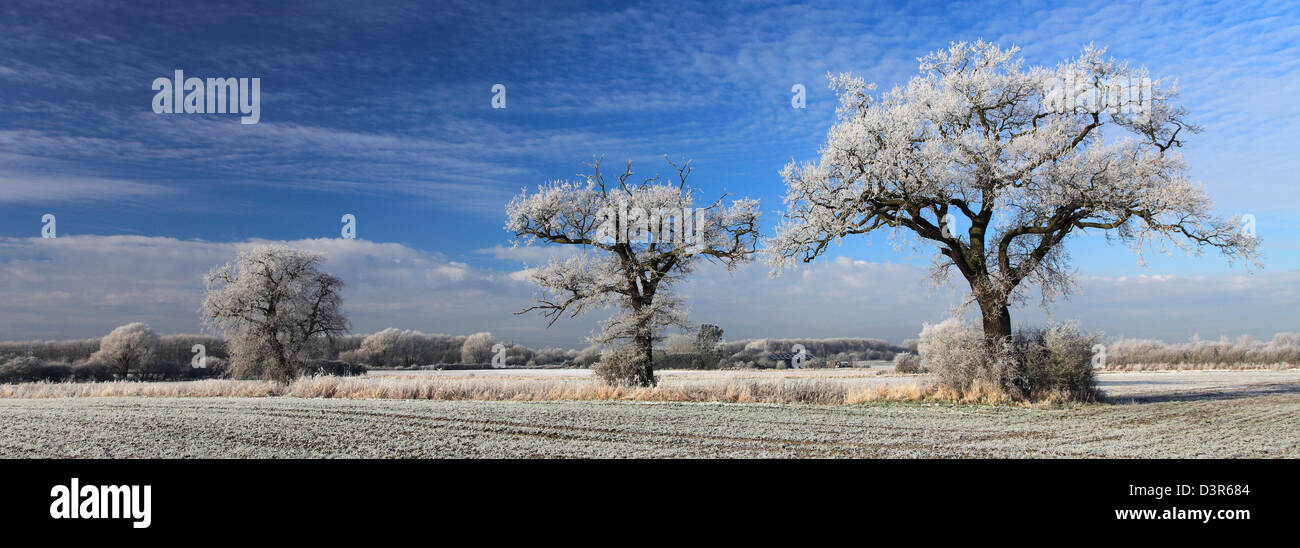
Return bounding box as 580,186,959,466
203,356,229,377
70,361,116,382
918,317,991,391
892,352,922,373
919,318,1100,402
593,346,656,386
0,356,72,383
1018,322,1100,401
302,360,367,377
137,361,184,381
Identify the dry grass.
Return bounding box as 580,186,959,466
1097,362,1295,372
845,381,1010,405
285,375,856,404
0,375,1049,406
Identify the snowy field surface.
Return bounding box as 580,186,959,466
1,368,1295,458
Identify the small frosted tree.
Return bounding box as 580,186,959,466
201,245,349,382
507,157,760,386
769,42,1258,349
460,332,495,364
89,322,159,378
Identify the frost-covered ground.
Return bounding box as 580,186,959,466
0,369,1295,458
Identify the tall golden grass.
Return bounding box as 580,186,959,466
1097,362,1295,372
0,375,1066,406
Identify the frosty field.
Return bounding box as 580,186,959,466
1,369,1296,458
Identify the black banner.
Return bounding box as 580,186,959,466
1,459,1289,539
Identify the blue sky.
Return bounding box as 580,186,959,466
1,0,1297,346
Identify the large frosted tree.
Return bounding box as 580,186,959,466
202,245,349,382
769,41,1258,347
507,157,760,386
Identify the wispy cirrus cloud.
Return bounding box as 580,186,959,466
0,169,175,204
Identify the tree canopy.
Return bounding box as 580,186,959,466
768,41,1258,343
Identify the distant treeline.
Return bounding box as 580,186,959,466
1103,333,1300,369
0,329,905,376
719,337,901,367
5,329,1295,381
0,329,592,372
333,329,596,368
0,335,228,365
654,332,904,369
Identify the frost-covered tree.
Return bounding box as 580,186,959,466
360,328,420,367
507,157,760,386
201,245,349,382
695,323,724,354
769,42,1259,347
460,332,495,364
89,322,159,378
662,333,698,354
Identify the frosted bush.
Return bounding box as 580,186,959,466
918,318,990,391
920,317,1101,401
892,352,922,373
593,346,656,387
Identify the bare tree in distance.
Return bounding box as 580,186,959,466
201,245,349,382
89,322,159,378
506,157,760,386
768,41,1259,348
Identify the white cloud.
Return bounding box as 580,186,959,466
0,235,1295,347
475,244,582,264
0,236,594,346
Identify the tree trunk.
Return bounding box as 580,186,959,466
634,330,656,387
978,297,1012,348
629,284,658,387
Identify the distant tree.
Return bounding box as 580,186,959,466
89,322,159,378
506,157,760,386
501,342,534,366
662,333,697,354
361,328,420,367
695,324,724,354
769,42,1258,350
201,245,349,382
461,332,495,364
